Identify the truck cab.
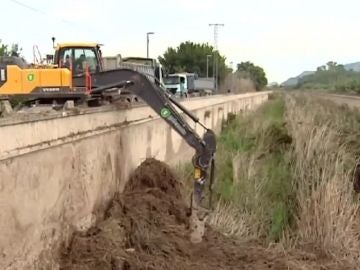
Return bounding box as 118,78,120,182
164,73,196,97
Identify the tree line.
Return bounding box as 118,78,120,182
159,41,268,91
292,61,360,93
0,40,21,57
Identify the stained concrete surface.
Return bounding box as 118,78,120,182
0,92,270,269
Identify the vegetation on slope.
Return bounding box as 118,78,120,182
179,92,360,265
211,95,293,242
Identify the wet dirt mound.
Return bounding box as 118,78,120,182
59,158,354,270
123,158,182,199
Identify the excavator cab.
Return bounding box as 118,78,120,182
53,42,103,75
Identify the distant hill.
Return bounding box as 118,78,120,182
344,62,360,72
282,61,360,87
281,71,315,87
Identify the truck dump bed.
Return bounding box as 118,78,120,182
102,56,157,84
194,77,214,90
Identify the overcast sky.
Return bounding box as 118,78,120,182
1,0,359,83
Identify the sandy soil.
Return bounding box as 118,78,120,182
59,158,355,270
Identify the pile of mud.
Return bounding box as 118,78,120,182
59,158,354,270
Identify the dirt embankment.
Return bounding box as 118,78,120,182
59,158,353,270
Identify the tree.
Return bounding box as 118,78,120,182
326,61,337,70
0,39,22,57
236,61,268,91
158,41,231,83
0,41,7,56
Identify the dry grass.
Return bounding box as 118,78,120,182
176,92,360,264
284,93,360,262
208,200,255,238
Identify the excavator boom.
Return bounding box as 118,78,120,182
87,68,217,213
0,53,216,215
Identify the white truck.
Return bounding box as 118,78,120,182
163,73,190,97
164,73,214,97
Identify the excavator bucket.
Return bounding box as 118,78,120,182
188,157,216,243
188,158,215,215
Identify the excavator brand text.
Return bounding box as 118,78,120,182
42,88,61,92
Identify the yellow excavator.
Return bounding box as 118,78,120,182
0,43,91,106
0,38,165,107
0,39,217,221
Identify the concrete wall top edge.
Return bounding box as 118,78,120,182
0,92,272,128
0,92,272,160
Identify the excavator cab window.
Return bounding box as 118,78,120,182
58,48,72,69
74,48,98,74
63,51,72,69
57,47,100,74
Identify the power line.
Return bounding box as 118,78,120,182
9,0,47,15
8,0,73,24
8,0,110,34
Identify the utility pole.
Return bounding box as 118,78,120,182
230,61,234,92
146,32,154,58
206,54,212,78
209,23,224,93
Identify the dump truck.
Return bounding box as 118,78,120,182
164,73,214,97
